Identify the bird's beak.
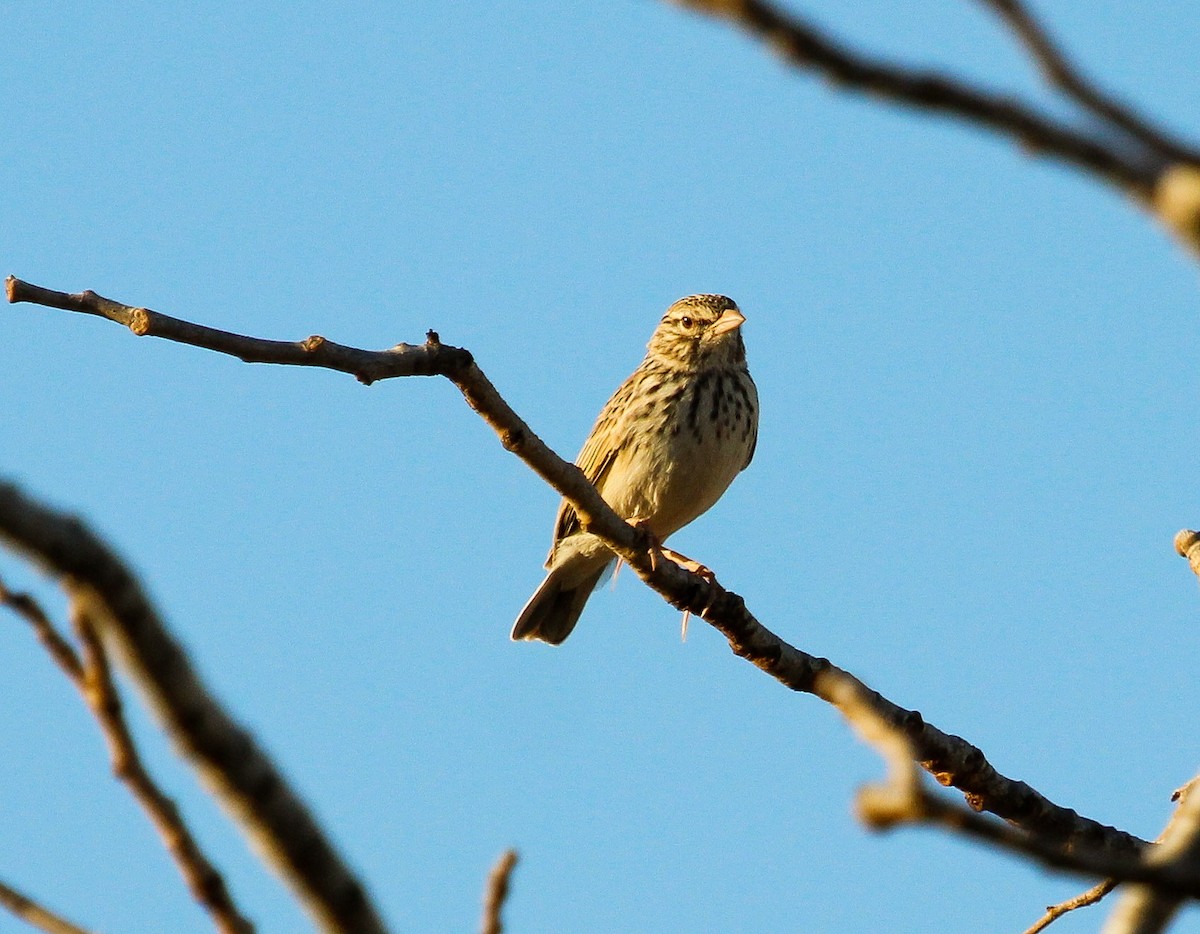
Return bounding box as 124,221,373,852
709,307,746,337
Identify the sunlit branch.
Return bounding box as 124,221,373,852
2,581,252,933
4,277,1152,871
834,671,1200,897
0,877,95,934
1023,880,1116,934
480,850,518,934
1101,778,1200,932
974,0,1200,165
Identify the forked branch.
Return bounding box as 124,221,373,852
0,471,386,934
1,580,252,933
668,0,1200,251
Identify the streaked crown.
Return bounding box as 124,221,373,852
647,294,747,368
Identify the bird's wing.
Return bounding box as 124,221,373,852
546,381,631,562
742,373,760,470
549,427,619,551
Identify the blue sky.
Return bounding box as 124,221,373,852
4,2,1200,932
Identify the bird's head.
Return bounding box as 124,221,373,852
647,294,747,368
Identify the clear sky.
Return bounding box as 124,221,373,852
4,3,1200,932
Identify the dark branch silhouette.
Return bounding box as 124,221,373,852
0,477,386,934
0,580,252,934
669,0,1200,253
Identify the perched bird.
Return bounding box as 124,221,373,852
512,294,758,644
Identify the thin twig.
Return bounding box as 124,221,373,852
0,877,95,934
2,577,253,932
1020,783,1200,932
974,0,1200,165
0,475,387,934
480,850,519,934
3,277,470,386
3,278,1153,873
1102,775,1200,933
70,600,255,934
1023,880,1117,934
0,578,83,684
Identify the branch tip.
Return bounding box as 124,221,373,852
480,849,519,934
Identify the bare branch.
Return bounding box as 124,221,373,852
0,578,83,684
4,279,1154,872
1102,777,1200,933
0,877,95,934
975,0,1200,165
0,480,387,934
2,582,252,931
1020,784,1200,932
1023,881,1117,934
669,0,1162,196
834,671,1200,898
69,600,255,934
4,277,470,386
480,850,518,934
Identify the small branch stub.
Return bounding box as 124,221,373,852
480,849,518,934
130,308,152,336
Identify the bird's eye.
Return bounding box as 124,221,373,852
680,316,694,330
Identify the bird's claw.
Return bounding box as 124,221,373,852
658,547,715,581
624,516,716,642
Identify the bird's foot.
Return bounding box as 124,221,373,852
658,546,715,581
626,516,714,642
626,515,663,571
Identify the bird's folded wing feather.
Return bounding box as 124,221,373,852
547,391,627,561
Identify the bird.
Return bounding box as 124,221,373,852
512,293,758,645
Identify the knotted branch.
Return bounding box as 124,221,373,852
5,277,1153,879
831,669,1200,901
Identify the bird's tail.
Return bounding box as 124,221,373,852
511,564,607,645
